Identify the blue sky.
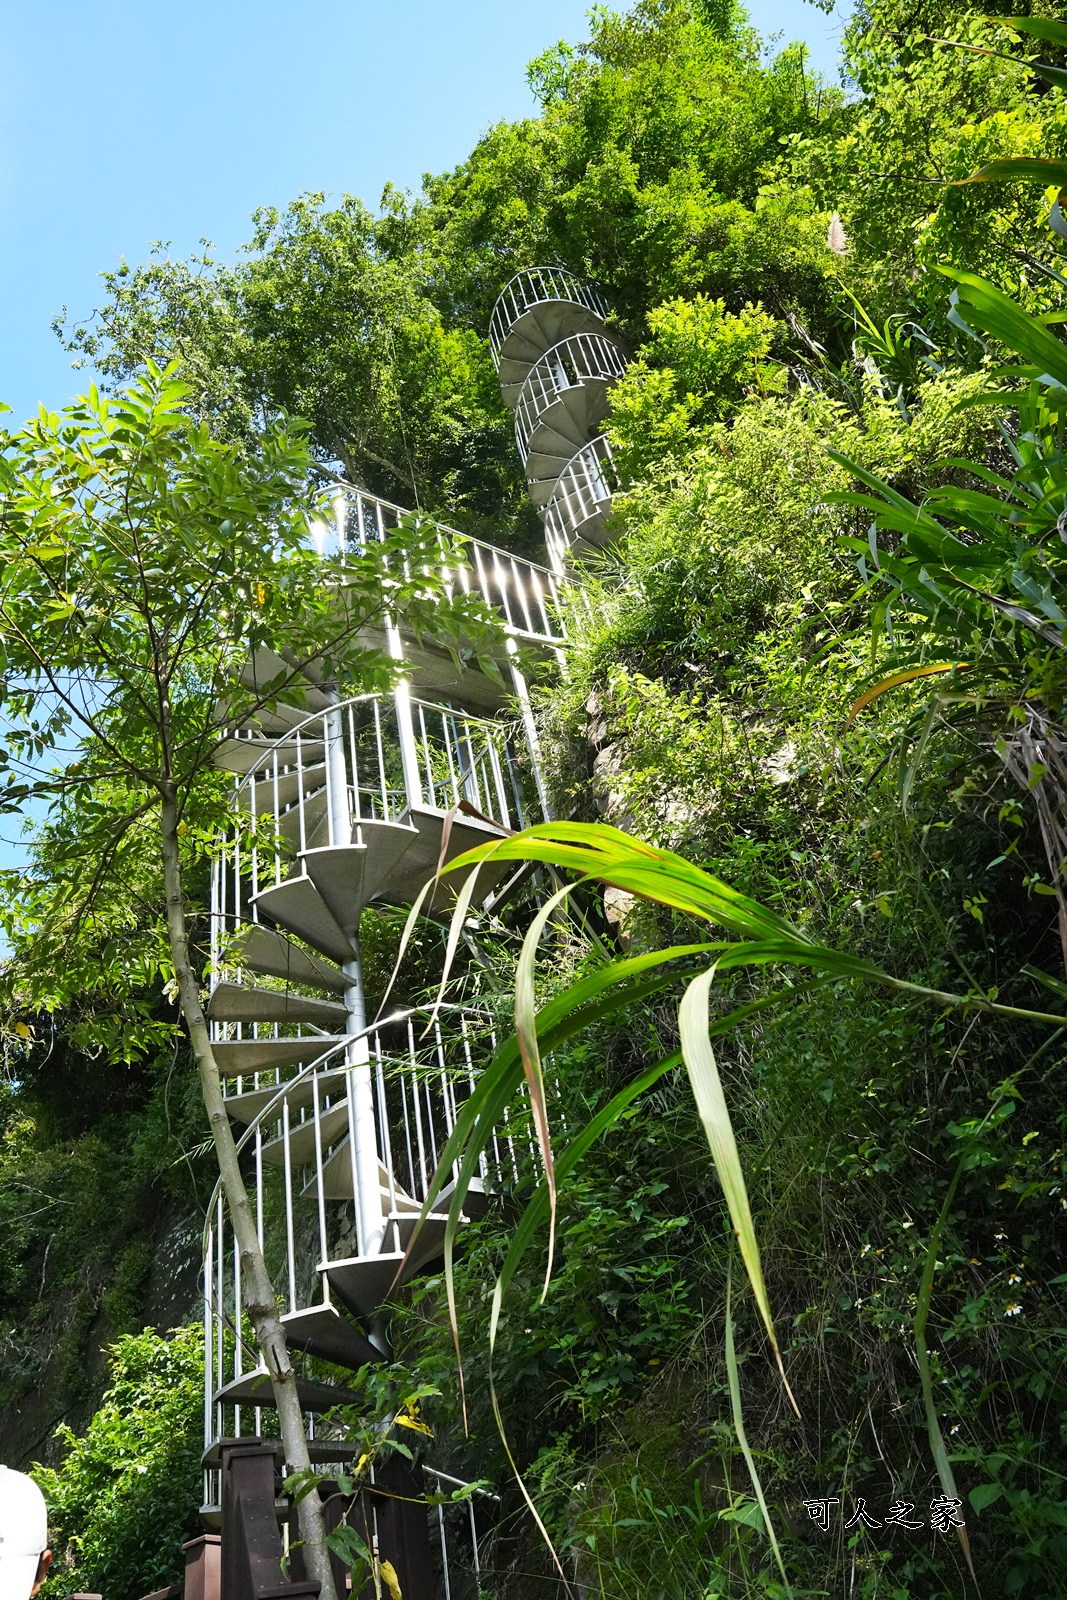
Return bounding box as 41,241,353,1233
0,1,848,426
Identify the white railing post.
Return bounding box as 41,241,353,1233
507,639,553,822
387,620,422,809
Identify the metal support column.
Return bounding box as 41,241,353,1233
324,681,385,1259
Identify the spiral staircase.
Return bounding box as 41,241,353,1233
201,273,612,1597
488,266,629,572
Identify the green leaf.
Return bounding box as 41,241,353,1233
995,15,1067,50
940,270,1067,390
956,157,1067,188
969,1482,1004,1513
719,1499,766,1531
679,966,792,1399
724,1267,793,1595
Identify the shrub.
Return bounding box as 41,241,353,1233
33,1326,203,1600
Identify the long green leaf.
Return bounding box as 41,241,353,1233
725,1264,794,1595
680,967,797,1409
915,1160,976,1579
956,156,1067,187
940,269,1067,389
995,15,1067,49
513,877,580,1292
440,826,1067,1026
487,980,836,1357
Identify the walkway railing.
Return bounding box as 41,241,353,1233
306,481,573,648
514,333,627,466
202,1010,530,1440
489,266,610,366
210,690,539,996
544,434,617,567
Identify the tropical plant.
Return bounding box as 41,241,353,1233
831,269,1067,968
388,817,1067,1586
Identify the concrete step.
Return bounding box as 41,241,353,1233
208,982,348,1029
213,736,326,775
240,647,328,706
497,304,612,407
202,1437,367,1470
439,1175,490,1219
280,1303,381,1370
213,1035,346,1079
277,785,329,846
300,821,417,929
252,874,356,966
314,1139,426,1206
522,411,592,467
234,764,328,816
222,1065,349,1125
214,1367,363,1412
385,805,512,906
384,1211,454,1265
224,699,316,737
321,1230,453,1321
322,1252,410,1321
233,925,346,993
261,1098,351,1164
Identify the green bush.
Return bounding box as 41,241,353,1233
34,1326,203,1600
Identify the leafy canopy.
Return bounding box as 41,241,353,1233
0,364,502,1054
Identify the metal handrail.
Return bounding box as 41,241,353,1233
306,479,572,647
209,690,536,1000
543,434,618,569
489,266,609,364
201,1003,483,1230
514,333,627,466
202,1002,529,1446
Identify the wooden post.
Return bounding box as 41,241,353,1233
220,1440,320,1600
182,1534,221,1600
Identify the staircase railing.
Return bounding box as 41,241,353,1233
210,689,538,999
203,1008,530,1447
544,434,617,568
489,266,610,365
306,480,574,648
513,333,628,468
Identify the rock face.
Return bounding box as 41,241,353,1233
0,1202,201,1471
602,884,638,949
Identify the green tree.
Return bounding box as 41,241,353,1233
787,0,1067,325
58,200,535,547
0,366,500,1597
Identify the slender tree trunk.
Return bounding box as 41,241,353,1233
160,782,339,1600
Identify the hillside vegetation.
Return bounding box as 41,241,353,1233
4,2,1067,1597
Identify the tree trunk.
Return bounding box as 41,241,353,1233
160,782,339,1600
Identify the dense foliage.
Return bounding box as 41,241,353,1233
33,1328,203,1600
6,1,1067,1597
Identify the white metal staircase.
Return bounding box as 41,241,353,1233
489,267,628,569
201,275,613,1587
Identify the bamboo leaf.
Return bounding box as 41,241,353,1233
680,967,797,1410
847,663,972,722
